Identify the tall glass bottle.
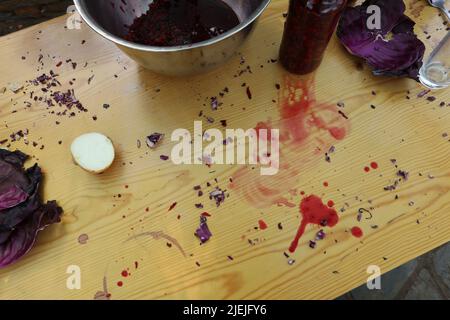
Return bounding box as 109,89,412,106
279,0,348,75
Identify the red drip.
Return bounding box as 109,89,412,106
289,195,339,253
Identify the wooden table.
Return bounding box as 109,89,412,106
0,0,449,300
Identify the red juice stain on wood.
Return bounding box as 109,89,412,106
323,181,329,187
351,226,363,238
201,212,212,217
134,261,139,269
77,233,89,245
327,200,334,207
229,76,350,209
258,219,268,230
328,127,346,140
255,121,272,141
117,281,123,287
121,270,129,277
126,231,187,257
370,162,378,169
289,195,339,253
364,166,370,172
168,202,177,211
276,197,296,207
246,86,252,100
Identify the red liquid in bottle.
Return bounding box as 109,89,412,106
279,0,347,75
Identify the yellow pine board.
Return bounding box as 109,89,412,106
0,0,449,299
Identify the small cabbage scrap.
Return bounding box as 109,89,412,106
337,0,425,81
195,216,212,243
0,149,62,268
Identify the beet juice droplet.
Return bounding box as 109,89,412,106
351,226,363,238
258,219,268,230
289,195,339,253
279,0,348,74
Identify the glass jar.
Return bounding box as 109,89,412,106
279,0,348,75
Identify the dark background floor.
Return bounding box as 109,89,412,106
0,0,72,35
1,0,449,300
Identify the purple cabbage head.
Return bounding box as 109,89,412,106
337,0,425,81
0,149,62,268
0,186,28,211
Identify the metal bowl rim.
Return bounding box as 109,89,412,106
73,0,271,52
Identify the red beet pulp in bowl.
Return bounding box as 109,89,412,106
74,0,271,76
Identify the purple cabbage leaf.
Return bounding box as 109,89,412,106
0,149,63,268
337,0,425,81
0,186,28,211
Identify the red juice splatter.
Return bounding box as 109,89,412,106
276,197,297,207
351,226,363,238
229,76,350,209
289,195,339,253
168,202,177,211
327,200,334,207
255,121,272,141
121,270,129,277
370,162,378,169
246,87,252,100
258,219,268,230
364,166,370,172
117,281,123,287
328,127,346,140
258,185,279,197
323,181,329,187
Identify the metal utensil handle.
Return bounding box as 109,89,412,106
440,3,450,20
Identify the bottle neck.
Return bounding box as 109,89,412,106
301,0,347,14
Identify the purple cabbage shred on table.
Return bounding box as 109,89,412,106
195,216,212,243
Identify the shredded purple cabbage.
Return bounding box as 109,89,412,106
195,216,212,243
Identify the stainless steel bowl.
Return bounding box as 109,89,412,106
73,0,271,76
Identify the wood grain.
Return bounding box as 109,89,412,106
0,0,449,300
